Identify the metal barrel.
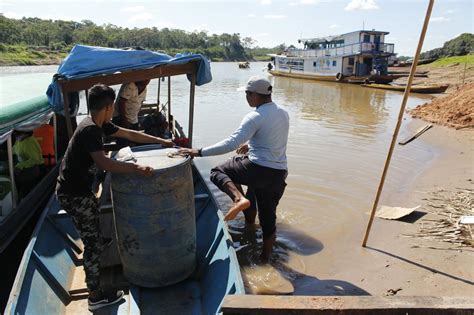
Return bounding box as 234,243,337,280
111,145,196,287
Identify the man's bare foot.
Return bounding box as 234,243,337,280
224,198,251,221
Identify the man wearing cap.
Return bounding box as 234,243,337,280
178,76,289,262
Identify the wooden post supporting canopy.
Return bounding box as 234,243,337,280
362,0,435,247
62,92,73,139
7,135,18,209
188,72,196,148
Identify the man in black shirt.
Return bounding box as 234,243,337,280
56,84,173,311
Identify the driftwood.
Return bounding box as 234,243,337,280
405,188,474,248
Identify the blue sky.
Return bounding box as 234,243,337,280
1,0,472,56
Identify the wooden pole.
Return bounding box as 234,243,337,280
157,77,161,108
7,135,18,209
188,72,196,148
167,76,171,124
85,89,89,115
362,0,435,247
62,92,73,138
53,114,58,165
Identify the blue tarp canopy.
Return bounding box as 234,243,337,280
46,45,212,115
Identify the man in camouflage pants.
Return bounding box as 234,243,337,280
56,195,103,292
56,84,173,311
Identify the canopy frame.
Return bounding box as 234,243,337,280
57,61,199,147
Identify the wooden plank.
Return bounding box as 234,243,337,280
398,123,432,145
59,62,197,93
221,295,474,315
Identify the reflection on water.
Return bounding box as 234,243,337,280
1,62,434,296
274,77,390,140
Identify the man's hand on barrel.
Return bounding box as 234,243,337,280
177,148,200,157
134,164,154,176
160,139,175,148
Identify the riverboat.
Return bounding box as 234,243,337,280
5,45,244,314
269,30,398,84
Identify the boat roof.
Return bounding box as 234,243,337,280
298,30,390,44
47,45,212,114
0,96,53,145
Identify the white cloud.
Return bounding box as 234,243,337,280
247,13,256,18
261,0,271,4
445,9,455,14
128,12,153,23
288,0,319,6
2,11,83,21
254,33,269,37
121,6,145,13
345,0,379,11
431,16,450,23
264,14,287,19
3,11,22,19
191,24,209,31
329,24,339,28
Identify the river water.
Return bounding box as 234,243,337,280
0,63,435,295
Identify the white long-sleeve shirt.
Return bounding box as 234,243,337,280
201,102,289,170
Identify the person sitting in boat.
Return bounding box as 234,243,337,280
178,76,289,263
56,84,174,312
112,79,150,146
267,62,273,71
12,130,44,199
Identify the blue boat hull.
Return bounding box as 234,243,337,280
6,162,244,314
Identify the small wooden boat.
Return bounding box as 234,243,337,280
6,159,244,314
6,45,244,314
238,62,250,69
361,83,449,94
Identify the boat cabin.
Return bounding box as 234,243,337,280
271,30,395,80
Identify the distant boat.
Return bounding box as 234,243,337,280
361,83,449,94
269,30,400,84
238,61,250,69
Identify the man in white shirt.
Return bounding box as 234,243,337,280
112,80,150,130
179,76,289,262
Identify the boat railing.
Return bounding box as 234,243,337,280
287,42,394,57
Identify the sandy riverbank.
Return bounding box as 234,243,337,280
359,119,473,297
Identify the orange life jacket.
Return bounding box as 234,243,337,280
33,124,55,166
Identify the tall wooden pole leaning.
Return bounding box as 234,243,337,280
362,0,435,247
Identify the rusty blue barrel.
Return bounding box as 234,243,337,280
111,145,196,287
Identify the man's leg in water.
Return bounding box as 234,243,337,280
255,188,285,262
243,187,257,224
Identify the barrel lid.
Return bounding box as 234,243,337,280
117,145,189,170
